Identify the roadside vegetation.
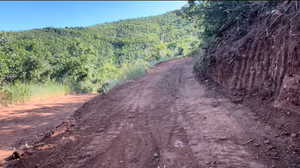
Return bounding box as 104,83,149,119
0,11,200,105
181,1,278,78
0,81,70,105
100,55,186,94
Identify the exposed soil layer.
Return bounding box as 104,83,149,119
6,58,300,168
205,1,300,113
0,94,96,167
198,3,300,167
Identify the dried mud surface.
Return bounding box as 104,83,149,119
0,94,96,167
6,58,300,168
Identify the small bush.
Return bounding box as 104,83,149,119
98,60,151,94
193,53,215,80
68,80,96,94
0,82,31,104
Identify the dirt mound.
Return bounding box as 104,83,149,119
204,1,300,113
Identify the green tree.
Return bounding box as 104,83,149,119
0,11,201,92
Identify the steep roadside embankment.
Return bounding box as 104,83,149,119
204,1,300,112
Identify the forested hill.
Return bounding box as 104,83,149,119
0,11,200,94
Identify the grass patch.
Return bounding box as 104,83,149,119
0,81,71,105
99,60,151,93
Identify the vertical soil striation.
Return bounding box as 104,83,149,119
205,2,300,113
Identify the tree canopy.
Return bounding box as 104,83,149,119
0,11,200,92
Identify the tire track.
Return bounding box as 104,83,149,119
6,58,299,168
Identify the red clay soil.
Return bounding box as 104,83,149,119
5,58,300,168
205,1,300,113
0,94,96,167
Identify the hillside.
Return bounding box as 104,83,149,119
188,1,300,167
2,2,300,168
190,1,299,113
0,11,200,94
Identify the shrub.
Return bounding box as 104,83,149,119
98,60,151,94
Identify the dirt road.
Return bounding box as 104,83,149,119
0,94,96,167
6,58,300,168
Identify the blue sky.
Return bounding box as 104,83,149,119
0,1,187,31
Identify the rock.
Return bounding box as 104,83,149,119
242,138,254,145
153,152,159,158
271,156,280,160
274,134,281,138
211,102,219,107
218,137,228,141
128,115,135,119
254,143,260,147
267,145,276,151
281,131,290,136
174,140,184,148
20,143,31,150
5,151,22,161
291,133,297,138
263,139,270,144
96,128,105,133
232,97,243,104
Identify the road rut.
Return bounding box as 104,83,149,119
7,58,300,168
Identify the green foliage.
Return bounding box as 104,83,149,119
183,1,256,42
98,60,151,94
182,1,277,77
0,81,70,105
182,1,254,77
0,11,200,97
193,51,212,78
98,56,184,94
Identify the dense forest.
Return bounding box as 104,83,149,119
0,11,200,103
